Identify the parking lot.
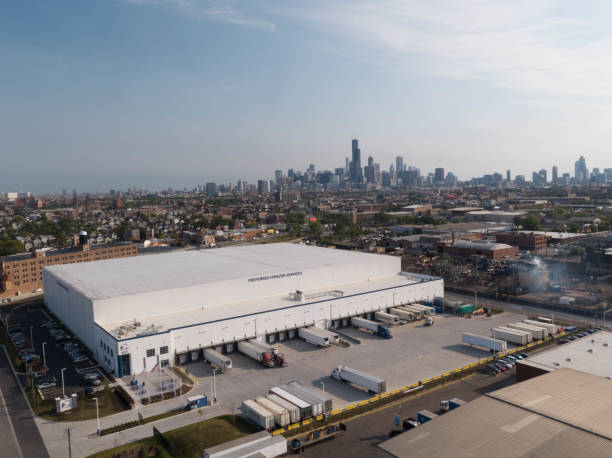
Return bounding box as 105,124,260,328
6,304,108,398
185,310,527,411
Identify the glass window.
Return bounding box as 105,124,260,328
146,348,155,357
160,346,168,355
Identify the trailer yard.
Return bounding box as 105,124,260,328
185,310,528,411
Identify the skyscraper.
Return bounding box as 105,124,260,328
351,138,362,184
396,156,404,174
552,165,558,183
434,168,445,183
575,156,588,183
274,170,282,188
506,170,511,182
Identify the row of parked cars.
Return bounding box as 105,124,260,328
487,352,530,375
7,326,43,370
558,327,602,345
41,320,90,365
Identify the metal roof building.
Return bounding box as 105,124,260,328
516,330,612,381
43,243,443,376
378,369,612,457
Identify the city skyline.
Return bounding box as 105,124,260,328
4,1,612,192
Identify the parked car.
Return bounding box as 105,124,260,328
37,381,56,390
494,363,507,372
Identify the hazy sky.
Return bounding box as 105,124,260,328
2,0,612,193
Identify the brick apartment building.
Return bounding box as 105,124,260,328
495,231,548,251
0,239,137,297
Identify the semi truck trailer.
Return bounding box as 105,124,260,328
389,308,415,321
462,332,507,352
255,397,291,427
374,311,400,326
408,304,435,315
522,319,561,335
287,381,332,412
331,365,386,394
203,348,232,372
492,327,532,345
241,399,275,430
298,327,339,347
279,384,325,417
237,341,276,368
266,394,301,423
269,387,313,419
507,322,547,340
350,317,392,338
398,305,424,319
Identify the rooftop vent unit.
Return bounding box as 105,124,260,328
554,362,560,366
289,290,304,301
566,358,572,362
588,348,594,353
604,343,609,347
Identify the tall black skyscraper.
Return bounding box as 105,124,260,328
351,138,362,183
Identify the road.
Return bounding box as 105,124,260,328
445,291,610,328
295,371,515,457
0,347,49,458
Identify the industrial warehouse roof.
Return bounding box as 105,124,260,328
450,240,514,251
378,369,612,457
43,243,399,301
516,330,612,379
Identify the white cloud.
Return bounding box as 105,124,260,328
269,0,612,99
122,0,276,31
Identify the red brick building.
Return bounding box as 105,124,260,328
495,231,547,251
440,240,518,259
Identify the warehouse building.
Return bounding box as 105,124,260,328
43,243,443,376
439,240,519,259
378,369,612,457
515,330,612,381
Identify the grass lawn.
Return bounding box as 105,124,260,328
88,437,173,458
28,385,130,421
164,414,257,456
88,415,257,458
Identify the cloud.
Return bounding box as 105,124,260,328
270,0,612,99
122,0,276,31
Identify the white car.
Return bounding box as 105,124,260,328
37,381,56,390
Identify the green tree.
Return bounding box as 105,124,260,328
0,240,25,256
308,221,322,238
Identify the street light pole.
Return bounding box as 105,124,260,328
42,342,47,371
212,369,217,404
93,397,100,435
61,367,66,397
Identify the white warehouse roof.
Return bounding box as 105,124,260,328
43,243,399,301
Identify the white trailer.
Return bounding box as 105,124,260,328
408,303,436,315
269,387,313,419
462,332,507,352
398,305,424,319
522,319,560,335
248,339,278,355
203,348,232,372
280,384,324,417
237,341,274,368
241,399,275,430
298,327,330,347
287,381,332,412
266,394,300,423
374,311,400,326
507,322,547,340
255,396,291,427
492,327,532,345
389,308,415,321
331,365,386,394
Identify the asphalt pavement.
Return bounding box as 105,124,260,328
295,371,516,457
0,347,49,458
